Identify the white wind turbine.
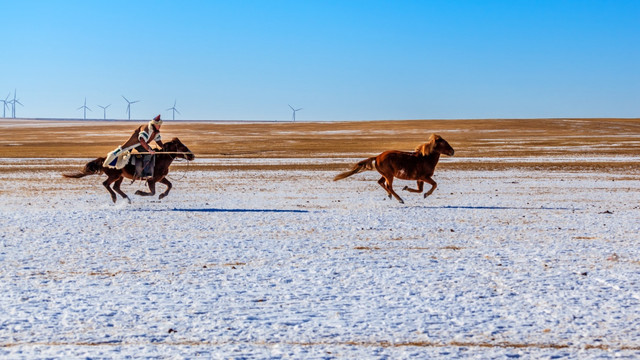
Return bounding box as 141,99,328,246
0,93,9,118
288,104,302,122
122,95,140,120
77,98,91,120
166,100,180,120
10,89,23,118
97,104,111,120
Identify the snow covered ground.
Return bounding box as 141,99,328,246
1,159,640,358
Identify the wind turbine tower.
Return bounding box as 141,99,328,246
166,100,180,120
122,95,140,120
97,104,111,120
10,89,23,118
77,98,91,120
288,104,302,122
0,94,9,118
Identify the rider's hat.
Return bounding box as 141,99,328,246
150,114,163,127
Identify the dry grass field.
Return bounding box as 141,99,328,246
0,118,638,172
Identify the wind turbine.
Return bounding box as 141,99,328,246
10,89,23,118
97,104,111,120
77,98,91,120
122,95,140,120
0,94,9,118
166,100,180,120
288,104,302,122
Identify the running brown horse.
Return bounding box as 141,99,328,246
63,137,195,203
334,134,454,204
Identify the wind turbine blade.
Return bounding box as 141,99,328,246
132,100,140,104
122,95,129,102
175,109,181,114
288,104,295,111
296,108,303,111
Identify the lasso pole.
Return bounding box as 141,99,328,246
132,152,194,155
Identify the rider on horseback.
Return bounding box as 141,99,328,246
103,115,164,177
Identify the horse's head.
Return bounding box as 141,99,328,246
433,134,454,156
164,137,195,160
416,134,455,156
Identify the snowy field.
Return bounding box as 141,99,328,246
1,158,640,358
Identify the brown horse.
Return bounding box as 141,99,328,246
63,137,195,203
334,134,454,203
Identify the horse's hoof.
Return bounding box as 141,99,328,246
159,194,166,200
402,186,408,191
398,199,405,204
135,190,143,195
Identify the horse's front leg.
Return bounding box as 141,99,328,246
158,178,172,200
135,180,156,197
423,177,437,198
112,177,131,204
403,181,424,193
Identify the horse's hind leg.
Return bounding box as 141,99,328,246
378,176,393,199
112,177,131,204
135,180,156,197
422,177,437,198
102,177,118,203
381,176,404,204
403,181,424,193
158,178,172,200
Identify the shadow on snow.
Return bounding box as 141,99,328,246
170,208,309,213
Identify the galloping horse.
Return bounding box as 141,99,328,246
64,137,195,203
334,134,454,203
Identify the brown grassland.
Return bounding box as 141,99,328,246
0,118,638,172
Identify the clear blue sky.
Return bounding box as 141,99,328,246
2,0,638,121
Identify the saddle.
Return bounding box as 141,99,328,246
132,154,155,179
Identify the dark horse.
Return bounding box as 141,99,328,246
334,134,454,204
64,137,195,203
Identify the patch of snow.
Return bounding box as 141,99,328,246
1,165,639,358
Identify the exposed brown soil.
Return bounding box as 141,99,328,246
0,118,638,171
1,339,637,351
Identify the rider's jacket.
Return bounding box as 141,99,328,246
121,124,162,150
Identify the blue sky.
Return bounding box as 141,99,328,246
2,1,638,121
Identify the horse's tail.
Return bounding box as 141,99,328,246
63,157,105,178
333,157,376,181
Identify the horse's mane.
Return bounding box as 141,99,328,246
415,134,441,156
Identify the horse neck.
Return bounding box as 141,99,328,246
421,152,441,166
159,144,177,165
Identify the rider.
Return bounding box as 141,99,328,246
126,114,164,154
104,115,164,170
